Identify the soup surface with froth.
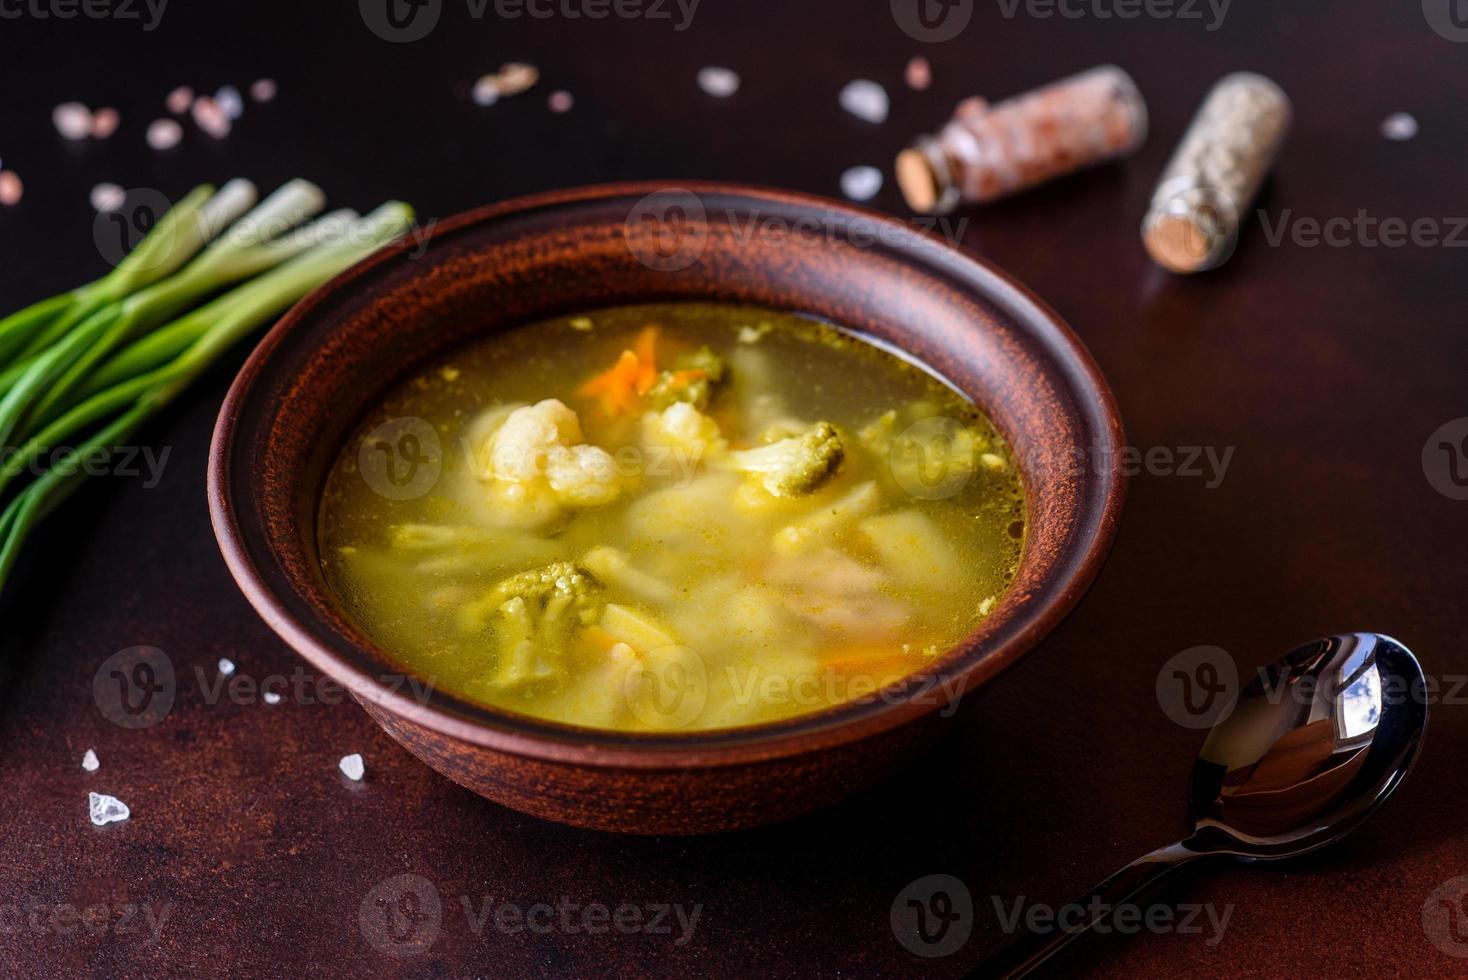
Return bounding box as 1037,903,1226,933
317,303,1024,732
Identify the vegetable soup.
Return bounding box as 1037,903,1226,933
317,304,1024,732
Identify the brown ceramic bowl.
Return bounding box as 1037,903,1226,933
208,182,1124,834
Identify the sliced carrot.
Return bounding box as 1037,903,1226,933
632,326,659,394
822,646,919,683
577,327,662,414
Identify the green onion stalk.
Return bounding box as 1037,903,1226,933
0,186,415,595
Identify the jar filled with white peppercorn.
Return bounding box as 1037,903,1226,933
896,65,1149,214
1142,72,1292,273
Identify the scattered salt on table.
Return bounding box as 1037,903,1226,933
905,56,931,91
218,657,236,677
91,107,120,139
81,749,100,772
165,85,194,114
263,690,282,705
250,78,278,103
839,80,889,124
88,792,130,826
697,67,740,98
1380,112,1417,142
147,118,182,150
0,171,21,206
215,85,245,121
90,183,125,213
547,90,574,114
192,96,231,138
339,754,365,781
840,165,883,201
53,102,93,141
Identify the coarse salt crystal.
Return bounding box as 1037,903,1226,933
192,96,231,138
840,165,883,201
146,118,182,150
905,56,931,91
88,792,130,826
218,657,236,676
547,90,574,114
0,171,21,206
91,107,120,139
215,85,245,121
339,753,365,781
165,85,194,114
697,66,740,98
263,690,282,705
90,182,125,213
471,76,501,107
53,102,93,141
1381,112,1418,142
839,80,889,124
81,749,100,772
495,62,539,97
250,78,277,103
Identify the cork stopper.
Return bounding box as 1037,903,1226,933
895,139,958,214
896,149,939,213
1144,212,1225,274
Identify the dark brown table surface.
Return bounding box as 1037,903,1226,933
2,2,1466,977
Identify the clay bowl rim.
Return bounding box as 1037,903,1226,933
208,180,1126,770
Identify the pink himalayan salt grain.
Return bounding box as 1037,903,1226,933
0,171,21,206
53,102,93,140
249,78,277,103
165,85,194,114
90,182,125,212
91,107,120,139
146,118,183,150
547,90,574,113
905,56,931,91
192,96,231,138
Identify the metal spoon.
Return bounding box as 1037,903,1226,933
983,632,1428,978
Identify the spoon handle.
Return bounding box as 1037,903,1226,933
978,841,1199,979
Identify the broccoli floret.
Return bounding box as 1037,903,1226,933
457,561,606,689
647,347,726,410
719,421,844,497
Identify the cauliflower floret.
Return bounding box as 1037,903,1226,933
474,399,622,526
640,401,727,463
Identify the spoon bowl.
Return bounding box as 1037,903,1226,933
1187,632,1427,860
988,632,1428,977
